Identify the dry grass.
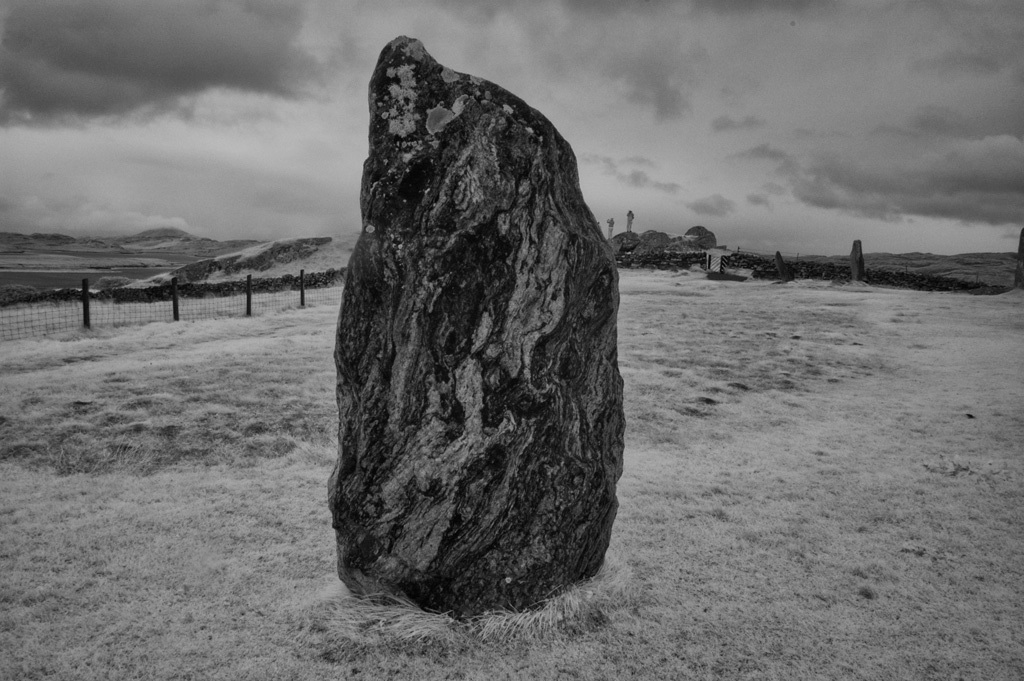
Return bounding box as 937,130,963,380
301,550,639,655
1,270,1022,679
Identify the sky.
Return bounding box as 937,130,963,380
1,0,1022,256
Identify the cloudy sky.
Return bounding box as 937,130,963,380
1,0,1022,256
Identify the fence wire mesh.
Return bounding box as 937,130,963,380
1,284,343,342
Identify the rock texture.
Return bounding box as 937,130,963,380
609,228,715,256
850,240,866,282
1015,228,1024,290
774,251,794,282
329,36,624,618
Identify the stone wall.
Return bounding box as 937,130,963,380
615,251,1005,293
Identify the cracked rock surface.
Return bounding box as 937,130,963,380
329,36,625,617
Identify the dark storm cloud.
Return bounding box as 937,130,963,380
912,49,1003,77
602,42,707,120
560,0,679,15
0,0,320,124
737,133,1024,227
735,143,798,174
711,114,765,132
871,107,973,140
740,148,1020,231
747,193,771,208
433,0,676,18
583,154,681,193
875,103,1024,141
687,194,735,217
690,0,832,14
791,139,1024,226
431,0,700,121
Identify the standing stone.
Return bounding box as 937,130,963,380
775,251,794,282
850,239,866,282
1015,228,1024,290
329,36,625,618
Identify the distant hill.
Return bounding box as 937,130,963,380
142,236,352,285
129,227,194,239
0,228,261,258
0,230,354,290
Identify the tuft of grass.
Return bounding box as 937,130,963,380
304,552,638,655
54,433,158,475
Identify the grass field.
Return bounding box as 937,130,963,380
1,270,1022,680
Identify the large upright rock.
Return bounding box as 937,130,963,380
329,37,625,618
1015,228,1024,290
850,239,866,282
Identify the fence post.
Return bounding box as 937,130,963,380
300,269,306,307
246,275,252,317
81,278,91,330
171,277,180,322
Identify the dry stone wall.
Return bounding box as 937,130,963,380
613,250,1005,293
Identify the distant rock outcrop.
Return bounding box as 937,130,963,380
684,225,717,250
608,227,717,255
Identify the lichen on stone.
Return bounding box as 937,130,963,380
426,105,455,134
385,64,420,138
401,38,426,61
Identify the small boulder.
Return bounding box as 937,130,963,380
684,225,717,249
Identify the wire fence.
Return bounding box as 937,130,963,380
1,274,343,342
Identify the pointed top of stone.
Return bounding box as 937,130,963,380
385,35,428,62
361,36,587,244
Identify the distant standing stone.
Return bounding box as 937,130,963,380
850,240,866,282
1015,228,1024,290
775,251,794,282
329,36,625,618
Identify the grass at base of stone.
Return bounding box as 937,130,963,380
303,550,640,656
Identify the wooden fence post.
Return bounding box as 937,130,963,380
171,277,180,321
300,269,305,307
81,278,90,329
246,275,252,317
